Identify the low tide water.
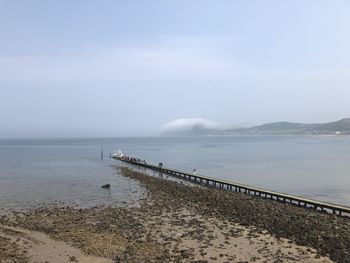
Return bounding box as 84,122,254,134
1,136,350,211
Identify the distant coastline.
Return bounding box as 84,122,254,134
163,118,350,136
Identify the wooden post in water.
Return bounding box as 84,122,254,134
100,139,104,160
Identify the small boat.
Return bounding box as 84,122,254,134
112,150,124,158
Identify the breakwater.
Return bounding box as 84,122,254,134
113,156,350,218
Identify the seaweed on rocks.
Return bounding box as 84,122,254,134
119,167,350,263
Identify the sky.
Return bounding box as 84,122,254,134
1,0,350,138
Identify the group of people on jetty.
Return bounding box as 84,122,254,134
113,150,198,175
118,154,148,165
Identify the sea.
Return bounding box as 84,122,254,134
1,136,350,212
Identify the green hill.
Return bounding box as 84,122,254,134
216,118,350,135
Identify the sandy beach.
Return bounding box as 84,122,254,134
1,166,349,262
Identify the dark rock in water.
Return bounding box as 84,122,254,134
101,184,111,189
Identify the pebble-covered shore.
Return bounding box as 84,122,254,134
1,166,349,262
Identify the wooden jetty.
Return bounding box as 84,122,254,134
113,156,350,218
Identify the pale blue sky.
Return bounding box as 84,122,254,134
1,0,350,137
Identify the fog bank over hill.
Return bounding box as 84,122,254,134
162,118,218,136
162,118,350,136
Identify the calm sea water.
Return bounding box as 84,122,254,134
1,136,350,211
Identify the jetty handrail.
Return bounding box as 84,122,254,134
114,156,350,217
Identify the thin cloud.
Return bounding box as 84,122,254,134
0,36,239,84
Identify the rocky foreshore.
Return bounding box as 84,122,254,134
1,166,349,262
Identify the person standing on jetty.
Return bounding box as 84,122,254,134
193,169,197,176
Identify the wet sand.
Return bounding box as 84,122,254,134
0,224,112,263
1,166,349,262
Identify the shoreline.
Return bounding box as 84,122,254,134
1,166,349,262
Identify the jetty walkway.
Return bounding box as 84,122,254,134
113,156,350,218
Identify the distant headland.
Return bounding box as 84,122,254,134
162,118,350,136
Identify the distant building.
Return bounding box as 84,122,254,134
336,131,341,135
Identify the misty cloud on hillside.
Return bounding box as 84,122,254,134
162,118,218,136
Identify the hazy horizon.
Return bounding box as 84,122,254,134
1,1,350,138
0,117,349,139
